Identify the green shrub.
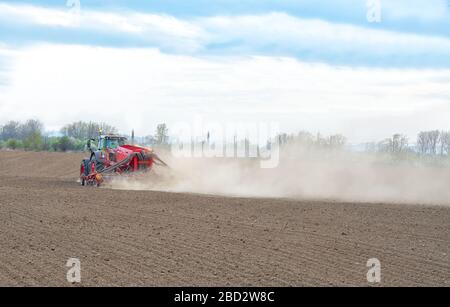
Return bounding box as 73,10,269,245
41,136,52,151
49,136,79,152
6,139,22,150
49,137,60,152
60,136,74,151
74,139,86,151
22,132,43,151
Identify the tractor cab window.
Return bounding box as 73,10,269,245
106,139,118,149
105,138,125,149
98,137,126,149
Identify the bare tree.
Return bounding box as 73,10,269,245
439,131,450,156
155,123,169,145
392,134,408,153
61,121,117,140
378,134,408,154
98,122,118,136
0,121,20,140
19,119,44,139
417,130,441,155
417,131,428,154
427,130,440,155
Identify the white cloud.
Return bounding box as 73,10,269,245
0,44,449,142
1,3,450,63
0,3,207,52
199,12,450,58
0,3,77,27
0,45,18,86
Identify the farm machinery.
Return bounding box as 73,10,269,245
80,134,167,186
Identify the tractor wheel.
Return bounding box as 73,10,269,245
80,164,85,186
90,157,104,172
89,158,104,188
82,159,90,175
80,159,90,186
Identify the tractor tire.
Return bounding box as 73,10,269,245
80,159,90,186
82,159,90,175
90,156,104,172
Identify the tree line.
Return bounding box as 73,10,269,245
277,131,347,150
60,121,118,140
0,120,116,152
0,120,169,151
0,119,60,151
362,131,450,157
0,119,449,158
417,130,450,156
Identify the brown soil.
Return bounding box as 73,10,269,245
0,150,448,286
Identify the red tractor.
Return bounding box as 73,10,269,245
80,134,167,186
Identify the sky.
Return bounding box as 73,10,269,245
0,0,449,143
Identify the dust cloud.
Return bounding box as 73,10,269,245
109,148,450,205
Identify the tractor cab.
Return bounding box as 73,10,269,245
98,135,127,150
87,135,126,152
